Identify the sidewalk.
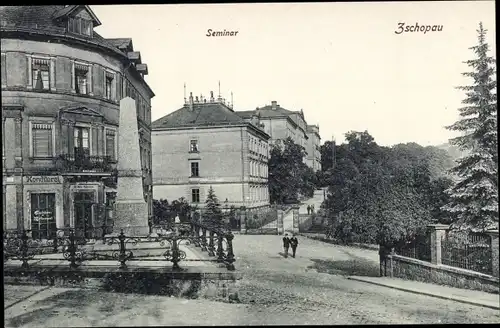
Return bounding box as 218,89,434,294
348,276,500,310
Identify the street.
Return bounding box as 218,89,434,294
4,234,499,326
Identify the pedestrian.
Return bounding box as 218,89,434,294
290,234,299,258
282,233,291,258
307,205,311,215
311,205,315,214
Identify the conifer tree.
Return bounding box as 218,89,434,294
204,186,222,223
442,22,498,232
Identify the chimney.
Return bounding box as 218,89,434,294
251,113,259,126
271,101,277,110
189,92,194,111
210,91,215,102
195,96,199,103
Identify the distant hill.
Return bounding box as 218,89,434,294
435,142,468,163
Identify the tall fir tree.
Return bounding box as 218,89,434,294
204,186,222,222
442,22,498,232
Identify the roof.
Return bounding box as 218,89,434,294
52,5,102,26
236,104,296,119
0,5,154,97
152,102,246,129
152,102,270,139
106,38,134,50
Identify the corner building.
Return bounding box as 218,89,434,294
152,93,270,211
1,6,155,237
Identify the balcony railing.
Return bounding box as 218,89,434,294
55,154,113,173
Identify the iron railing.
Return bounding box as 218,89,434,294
55,154,113,173
394,234,432,262
3,220,236,271
441,232,492,275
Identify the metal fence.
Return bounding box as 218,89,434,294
394,233,432,262
441,232,492,275
245,208,279,234
3,220,236,272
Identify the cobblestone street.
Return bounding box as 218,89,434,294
5,234,499,326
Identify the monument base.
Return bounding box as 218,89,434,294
112,200,150,236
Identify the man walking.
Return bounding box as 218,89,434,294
282,233,291,258
290,234,299,258
307,205,311,215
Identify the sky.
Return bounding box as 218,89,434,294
91,1,496,147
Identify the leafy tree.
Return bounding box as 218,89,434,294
152,198,170,224
322,131,442,247
170,197,191,222
442,22,498,232
268,137,315,204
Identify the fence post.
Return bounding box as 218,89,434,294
277,210,284,235
292,205,300,234
239,207,246,234
486,229,499,277
428,224,448,265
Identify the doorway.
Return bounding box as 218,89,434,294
74,191,94,239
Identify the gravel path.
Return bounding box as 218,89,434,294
4,234,499,326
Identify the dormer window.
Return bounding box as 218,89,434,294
68,16,93,37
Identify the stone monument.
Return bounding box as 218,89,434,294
111,97,150,236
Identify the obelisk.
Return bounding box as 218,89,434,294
112,97,150,236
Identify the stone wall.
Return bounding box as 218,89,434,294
388,254,500,294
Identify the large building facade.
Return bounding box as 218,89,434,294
237,100,321,171
1,5,154,236
152,92,270,210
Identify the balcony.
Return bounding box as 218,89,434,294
55,154,113,174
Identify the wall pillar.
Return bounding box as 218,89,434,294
277,209,284,235
486,230,499,277
292,205,300,234
239,206,246,234
68,121,75,157
428,224,449,265
14,117,23,167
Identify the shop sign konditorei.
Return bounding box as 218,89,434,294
24,176,63,184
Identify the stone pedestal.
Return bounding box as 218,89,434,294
109,97,149,236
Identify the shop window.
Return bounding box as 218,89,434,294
31,193,57,239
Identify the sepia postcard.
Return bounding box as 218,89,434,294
1,1,498,326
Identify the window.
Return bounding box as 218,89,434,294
75,64,89,94
31,193,57,240
68,16,93,37
190,162,199,177
105,129,116,161
32,123,53,158
191,189,200,203
74,126,90,158
32,58,50,90
190,140,199,152
105,75,113,100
